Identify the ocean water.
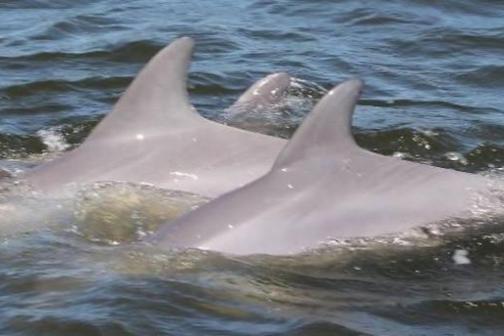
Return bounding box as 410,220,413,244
1,0,504,335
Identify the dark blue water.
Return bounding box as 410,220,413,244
1,0,504,335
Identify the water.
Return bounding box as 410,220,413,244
1,0,504,334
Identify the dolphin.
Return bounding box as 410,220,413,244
226,71,291,118
154,79,495,255
23,37,291,197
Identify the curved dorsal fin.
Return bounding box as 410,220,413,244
86,37,199,142
232,72,291,107
273,79,363,168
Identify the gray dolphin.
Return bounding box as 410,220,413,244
24,37,291,197
226,71,291,116
154,79,494,255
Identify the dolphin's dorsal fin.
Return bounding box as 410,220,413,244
152,79,490,256
232,72,291,107
86,37,199,143
273,79,363,168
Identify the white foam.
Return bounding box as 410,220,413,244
37,128,69,152
452,249,471,265
445,152,468,165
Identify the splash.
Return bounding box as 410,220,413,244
37,127,70,152
0,179,208,245
72,181,208,245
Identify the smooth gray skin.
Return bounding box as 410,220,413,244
220,72,291,135
155,79,492,255
24,37,291,198
226,72,291,115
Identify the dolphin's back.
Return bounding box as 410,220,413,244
154,80,489,255
24,38,290,197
